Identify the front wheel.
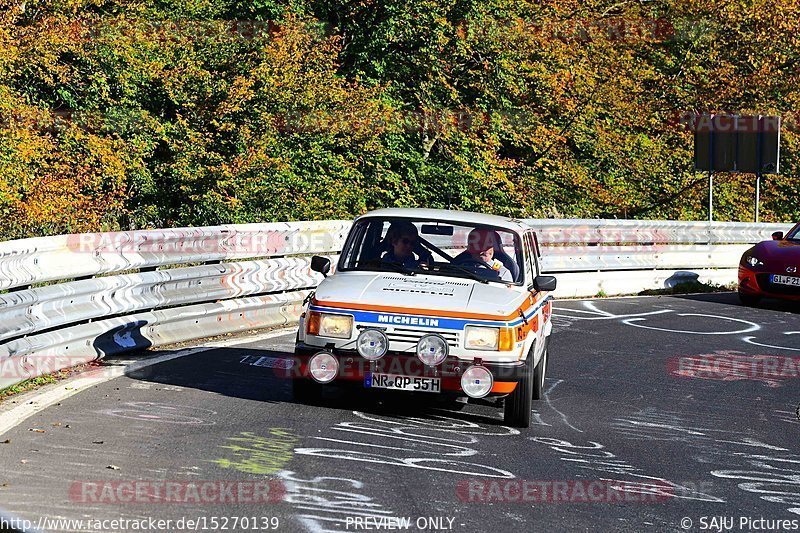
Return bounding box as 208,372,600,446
504,349,535,428
532,344,548,400
738,290,761,307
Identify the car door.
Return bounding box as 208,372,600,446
528,229,553,340
518,231,543,360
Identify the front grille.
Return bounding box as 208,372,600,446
386,328,460,351
756,273,800,295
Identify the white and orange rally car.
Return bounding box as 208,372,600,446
294,208,556,427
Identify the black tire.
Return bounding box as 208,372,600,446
738,290,761,307
532,344,548,401
293,378,323,404
504,348,535,428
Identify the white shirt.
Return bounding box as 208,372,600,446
488,259,513,282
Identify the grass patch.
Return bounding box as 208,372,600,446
0,374,62,402
638,281,735,296
0,364,94,404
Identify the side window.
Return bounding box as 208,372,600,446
529,232,541,276
522,233,534,285
341,222,366,268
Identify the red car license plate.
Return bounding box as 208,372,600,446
771,275,800,286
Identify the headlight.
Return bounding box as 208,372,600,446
356,329,389,360
416,334,448,366
465,326,499,350
461,365,494,398
308,352,338,383
307,312,353,339
465,326,515,351
745,255,764,267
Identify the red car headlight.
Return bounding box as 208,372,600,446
744,255,764,268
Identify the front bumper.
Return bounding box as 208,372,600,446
739,266,800,301
292,342,525,394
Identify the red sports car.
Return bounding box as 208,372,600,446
738,222,800,306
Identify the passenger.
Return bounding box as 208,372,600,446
455,228,513,282
382,222,421,269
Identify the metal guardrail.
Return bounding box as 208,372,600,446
0,221,348,390
529,218,792,297
539,244,746,272
0,291,308,390
0,257,333,344
530,219,794,272
0,218,792,390
0,221,350,290
525,219,790,245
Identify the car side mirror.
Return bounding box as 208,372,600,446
772,231,784,241
311,256,331,277
532,275,557,292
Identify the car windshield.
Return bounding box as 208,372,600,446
338,217,525,284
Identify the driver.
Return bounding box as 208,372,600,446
381,222,422,269
455,228,513,282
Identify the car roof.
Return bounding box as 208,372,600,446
355,208,530,233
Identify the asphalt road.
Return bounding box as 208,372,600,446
0,293,798,533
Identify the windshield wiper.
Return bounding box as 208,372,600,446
434,263,489,283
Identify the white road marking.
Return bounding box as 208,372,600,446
742,336,800,352
543,379,583,433
553,309,675,320
622,314,761,335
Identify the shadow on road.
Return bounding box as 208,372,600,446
119,345,497,422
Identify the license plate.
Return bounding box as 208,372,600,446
365,373,441,393
771,274,800,286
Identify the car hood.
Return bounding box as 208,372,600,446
313,271,526,317
749,240,800,269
